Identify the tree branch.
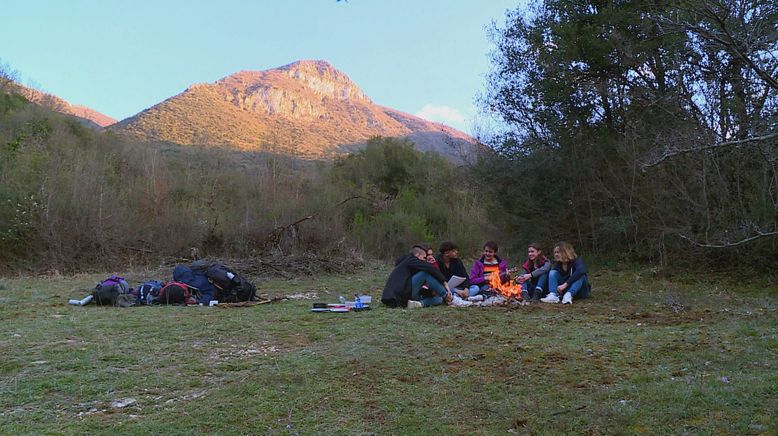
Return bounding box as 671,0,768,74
678,229,778,248
640,132,778,169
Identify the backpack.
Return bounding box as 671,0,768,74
92,275,131,306
136,280,164,305
150,281,198,305
173,264,216,305
206,263,257,303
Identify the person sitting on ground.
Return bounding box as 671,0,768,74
434,241,472,300
516,243,551,302
540,241,591,305
468,241,511,298
419,246,441,298
381,245,452,309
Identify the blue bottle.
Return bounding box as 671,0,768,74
354,294,363,310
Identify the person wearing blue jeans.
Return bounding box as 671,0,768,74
517,243,551,301
411,271,449,307
541,241,591,305
467,241,510,298
381,245,451,308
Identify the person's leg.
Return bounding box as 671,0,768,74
467,285,487,297
541,270,561,303
520,280,531,300
419,274,447,307
411,271,429,301
548,270,560,296
534,273,548,298
421,295,444,307
566,277,584,297
567,276,589,299
462,285,479,298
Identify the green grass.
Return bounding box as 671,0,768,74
0,264,776,434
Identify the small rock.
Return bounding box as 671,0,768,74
111,398,137,408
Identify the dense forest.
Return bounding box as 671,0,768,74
0,0,775,275
475,0,776,271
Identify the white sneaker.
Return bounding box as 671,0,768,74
450,295,472,307
562,293,573,305
407,300,422,309
541,293,560,303
467,295,484,302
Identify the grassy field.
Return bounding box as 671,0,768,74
0,263,776,435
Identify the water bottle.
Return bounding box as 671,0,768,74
68,295,93,306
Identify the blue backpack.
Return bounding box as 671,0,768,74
135,280,164,305
172,265,215,304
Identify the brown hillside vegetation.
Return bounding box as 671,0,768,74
15,84,116,128
114,60,477,160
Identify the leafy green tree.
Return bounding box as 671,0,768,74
481,0,777,266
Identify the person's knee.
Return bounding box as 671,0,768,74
549,270,560,280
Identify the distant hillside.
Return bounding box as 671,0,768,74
113,60,478,160
14,84,116,128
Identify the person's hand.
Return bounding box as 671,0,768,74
456,289,469,298
557,282,568,293
444,290,453,304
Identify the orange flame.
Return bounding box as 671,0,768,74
488,271,523,299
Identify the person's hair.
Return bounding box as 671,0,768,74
483,241,498,252
410,246,426,257
439,241,459,254
412,243,429,252
528,242,543,267
554,241,577,263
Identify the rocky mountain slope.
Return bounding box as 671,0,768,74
114,60,477,160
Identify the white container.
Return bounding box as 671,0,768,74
68,295,93,306
209,300,219,306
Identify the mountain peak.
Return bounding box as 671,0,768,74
115,60,477,160
279,59,338,75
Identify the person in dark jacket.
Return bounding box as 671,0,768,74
516,243,551,301
541,241,591,305
434,241,471,295
381,245,451,308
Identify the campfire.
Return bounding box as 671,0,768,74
488,272,524,301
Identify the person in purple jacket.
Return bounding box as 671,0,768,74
541,241,591,305
466,241,511,298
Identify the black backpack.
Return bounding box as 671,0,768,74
136,280,164,305
92,276,131,306
206,263,257,303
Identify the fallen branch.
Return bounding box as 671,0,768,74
260,196,367,252
551,405,587,416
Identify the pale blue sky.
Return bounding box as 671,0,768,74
0,0,521,132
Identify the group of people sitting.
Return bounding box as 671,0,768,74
380,240,591,308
